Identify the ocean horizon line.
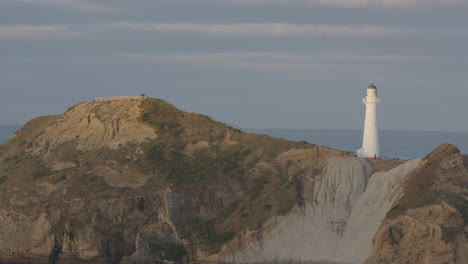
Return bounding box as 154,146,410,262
246,128,468,134
1,124,467,134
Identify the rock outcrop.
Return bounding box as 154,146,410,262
365,144,468,264
366,203,466,264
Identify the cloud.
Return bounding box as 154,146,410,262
121,52,430,73
307,0,463,8
233,0,464,8
1,52,433,67
114,22,402,37
158,0,464,8
114,22,467,37
4,22,463,42
8,0,119,13
0,25,77,40
6,0,466,13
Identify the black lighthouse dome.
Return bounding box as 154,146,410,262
368,81,377,89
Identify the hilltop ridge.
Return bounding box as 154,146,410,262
0,97,349,263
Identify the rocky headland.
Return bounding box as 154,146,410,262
0,97,467,264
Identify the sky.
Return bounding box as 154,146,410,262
1,0,467,131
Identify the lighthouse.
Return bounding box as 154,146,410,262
357,82,380,159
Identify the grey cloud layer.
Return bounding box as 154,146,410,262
7,0,119,13
1,22,466,40
114,22,468,37
0,25,79,40
123,52,430,73
7,0,465,11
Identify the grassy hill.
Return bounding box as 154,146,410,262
0,97,349,263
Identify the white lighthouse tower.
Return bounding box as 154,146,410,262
357,82,381,159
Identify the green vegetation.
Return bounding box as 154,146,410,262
0,176,8,185
53,141,80,161
249,176,269,201
145,143,250,185
77,174,114,192
445,195,468,225
385,155,439,219
191,218,201,224
276,185,297,216
441,226,462,244
32,167,52,180
209,231,236,246
386,198,439,220
220,201,239,220
244,135,296,160
420,197,438,207
149,242,184,261
387,206,405,219
49,217,66,235
139,99,257,185
3,154,24,164
178,219,236,254
140,99,184,136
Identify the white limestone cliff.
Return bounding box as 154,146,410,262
229,157,420,264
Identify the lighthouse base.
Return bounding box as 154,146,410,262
357,148,379,160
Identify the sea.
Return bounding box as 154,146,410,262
0,125,467,159
0,125,21,144
246,129,468,159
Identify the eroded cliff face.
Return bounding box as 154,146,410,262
32,100,157,154
227,157,420,264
